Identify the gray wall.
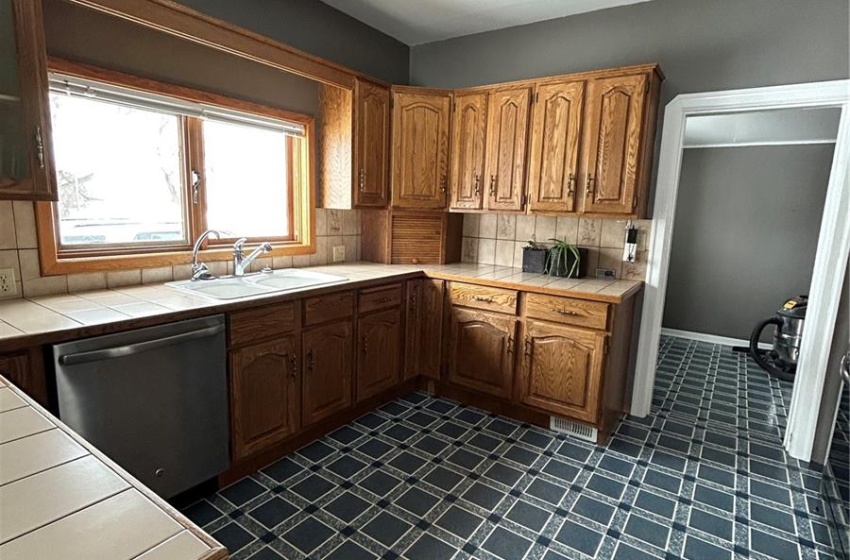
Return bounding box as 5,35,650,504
173,0,409,84
44,0,318,116
663,144,834,340
410,0,848,96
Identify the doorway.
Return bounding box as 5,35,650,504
631,80,850,462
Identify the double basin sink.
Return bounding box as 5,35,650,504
167,268,348,300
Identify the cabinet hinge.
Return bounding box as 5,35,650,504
453,101,457,112
534,92,539,104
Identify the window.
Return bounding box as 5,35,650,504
36,59,314,275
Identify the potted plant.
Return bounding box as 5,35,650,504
521,239,548,273
544,238,587,278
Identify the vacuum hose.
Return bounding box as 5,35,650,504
749,317,796,382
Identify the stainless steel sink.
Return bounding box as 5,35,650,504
166,269,348,300
244,268,348,291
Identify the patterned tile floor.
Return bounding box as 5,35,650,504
181,337,842,559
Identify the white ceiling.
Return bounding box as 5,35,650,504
320,0,655,45
684,108,841,149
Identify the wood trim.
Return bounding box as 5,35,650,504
63,0,363,89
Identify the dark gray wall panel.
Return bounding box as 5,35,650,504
663,144,834,340
174,0,409,84
410,0,848,98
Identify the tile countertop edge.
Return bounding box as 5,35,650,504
0,374,228,560
0,263,643,352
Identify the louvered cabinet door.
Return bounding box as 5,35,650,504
390,213,443,264
527,81,585,213
391,90,451,209
450,92,488,210
485,87,531,212
580,74,647,215
354,79,390,207
518,319,606,423
447,306,517,398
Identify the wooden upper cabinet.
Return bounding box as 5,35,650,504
527,81,585,213
518,319,606,423
449,93,488,210
447,306,517,398
580,73,648,215
0,0,56,201
356,306,402,401
390,88,451,209
302,320,354,426
485,87,531,212
354,79,390,207
230,336,300,461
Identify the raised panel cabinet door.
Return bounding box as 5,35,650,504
449,93,487,210
403,279,422,380
527,81,585,213
357,307,402,401
581,73,647,215
355,79,390,207
485,87,531,212
302,320,354,426
391,90,450,209
518,319,606,423
0,0,56,201
230,336,300,461
448,306,517,398
419,279,445,379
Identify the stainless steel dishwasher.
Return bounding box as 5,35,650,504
53,315,229,499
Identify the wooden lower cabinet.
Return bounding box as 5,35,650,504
447,306,517,398
302,320,354,426
0,349,48,408
403,280,422,379
517,319,606,423
357,307,402,401
230,336,300,462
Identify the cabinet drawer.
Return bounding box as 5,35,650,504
304,291,355,326
448,282,517,314
230,302,299,346
525,293,609,330
359,284,403,314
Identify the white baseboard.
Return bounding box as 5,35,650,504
661,328,773,351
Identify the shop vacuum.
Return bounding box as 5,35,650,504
734,296,807,382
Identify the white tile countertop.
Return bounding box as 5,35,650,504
0,263,642,347
0,375,228,560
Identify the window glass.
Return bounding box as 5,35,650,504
203,118,290,239
49,93,186,246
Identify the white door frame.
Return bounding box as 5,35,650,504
631,80,850,462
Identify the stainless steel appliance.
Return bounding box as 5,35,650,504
53,315,229,498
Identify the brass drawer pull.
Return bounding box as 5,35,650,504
555,308,580,316
473,296,494,303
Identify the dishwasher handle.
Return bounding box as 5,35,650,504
58,324,225,366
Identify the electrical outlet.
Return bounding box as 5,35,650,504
332,245,346,263
0,268,17,296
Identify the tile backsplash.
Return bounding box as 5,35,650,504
0,202,360,299
461,213,650,280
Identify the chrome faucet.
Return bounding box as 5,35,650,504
233,238,273,277
191,229,222,281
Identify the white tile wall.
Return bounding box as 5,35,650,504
0,204,361,299
461,213,651,280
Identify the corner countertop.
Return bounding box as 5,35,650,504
0,374,227,560
0,262,642,351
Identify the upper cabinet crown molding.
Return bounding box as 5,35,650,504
0,0,57,201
